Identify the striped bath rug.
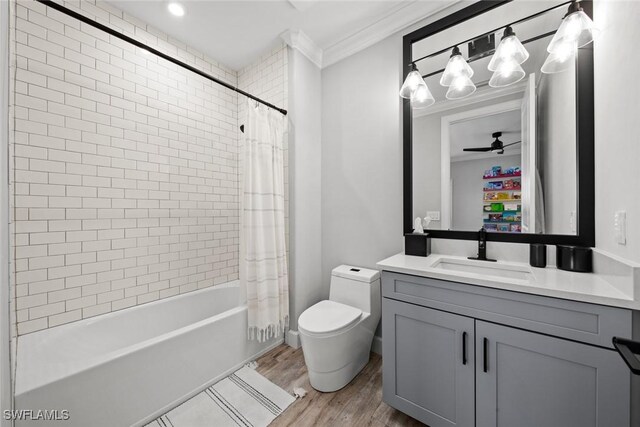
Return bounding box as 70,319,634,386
148,366,295,427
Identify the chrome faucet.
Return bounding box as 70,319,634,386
468,227,496,262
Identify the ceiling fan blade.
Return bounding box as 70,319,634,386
502,141,522,148
463,147,493,152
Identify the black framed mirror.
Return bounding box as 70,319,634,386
402,0,594,246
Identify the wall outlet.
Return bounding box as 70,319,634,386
614,210,626,245
426,211,440,221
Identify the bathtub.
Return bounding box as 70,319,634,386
14,282,282,427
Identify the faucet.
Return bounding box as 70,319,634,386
468,227,496,262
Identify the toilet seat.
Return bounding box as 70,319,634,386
298,300,362,336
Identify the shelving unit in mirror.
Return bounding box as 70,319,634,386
482,166,522,233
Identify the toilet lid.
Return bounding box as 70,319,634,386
298,300,362,335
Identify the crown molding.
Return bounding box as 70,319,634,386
322,0,460,69
280,29,323,69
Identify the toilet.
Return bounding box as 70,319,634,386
298,265,381,392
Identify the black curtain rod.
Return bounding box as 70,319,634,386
411,0,572,66
35,0,288,116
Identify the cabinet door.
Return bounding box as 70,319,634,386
382,298,475,427
476,321,630,427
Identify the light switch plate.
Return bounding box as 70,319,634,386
426,211,440,221
614,210,626,245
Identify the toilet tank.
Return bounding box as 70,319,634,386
329,265,381,313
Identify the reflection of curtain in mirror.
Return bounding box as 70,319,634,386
535,170,546,233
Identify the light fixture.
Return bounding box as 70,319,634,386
488,26,529,72
446,75,476,100
547,1,597,54
167,2,185,17
489,59,526,87
541,41,576,74
440,46,474,87
399,63,427,99
411,83,435,109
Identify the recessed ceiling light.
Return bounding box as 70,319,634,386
167,2,185,17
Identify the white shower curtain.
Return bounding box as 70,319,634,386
241,100,289,342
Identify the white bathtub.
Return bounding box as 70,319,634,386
14,282,282,427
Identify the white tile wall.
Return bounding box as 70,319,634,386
9,0,290,335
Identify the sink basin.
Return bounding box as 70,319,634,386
431,257,534,281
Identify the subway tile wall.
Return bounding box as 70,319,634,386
10,0,288,335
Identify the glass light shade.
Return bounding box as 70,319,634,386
445,75,476,100
489,60,526,87
488,34,530,71
410,83,435,109
541,42,577,74
440,51,474,87
399,69,426,99
547,10,597,53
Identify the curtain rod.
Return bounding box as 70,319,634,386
410,0,572,66
35,0,288,116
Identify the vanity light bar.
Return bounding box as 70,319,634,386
409,0,572,66
402,0,595,107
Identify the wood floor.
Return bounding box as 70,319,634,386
255,344,426,427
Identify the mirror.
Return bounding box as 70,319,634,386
403,0,594,245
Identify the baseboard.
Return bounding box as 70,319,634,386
133,338,284,427
372,336,382,355
285,329,300,349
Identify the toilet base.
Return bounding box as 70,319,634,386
307,351,370,392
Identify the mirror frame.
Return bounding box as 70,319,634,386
403,0,595,246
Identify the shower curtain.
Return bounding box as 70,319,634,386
241,100,289,342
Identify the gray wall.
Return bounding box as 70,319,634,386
538,67,577,235
321,34,403,293
288,49,322,330
304,1,640,347
320,0,640,276
412,114,442,229
451,154,521,231
594,1,640,262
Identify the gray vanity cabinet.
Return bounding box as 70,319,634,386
475,321,630,427
381,271,634,427
382,298,475,427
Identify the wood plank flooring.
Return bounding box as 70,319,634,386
255,344,426,427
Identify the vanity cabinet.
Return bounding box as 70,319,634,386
381,272,633,427
475,321,628,427
382,298,475,427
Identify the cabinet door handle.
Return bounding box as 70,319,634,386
483,337,489,373
462,331,468,365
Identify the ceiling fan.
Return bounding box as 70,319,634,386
463,131,521,155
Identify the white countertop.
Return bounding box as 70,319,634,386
377,253,640,310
